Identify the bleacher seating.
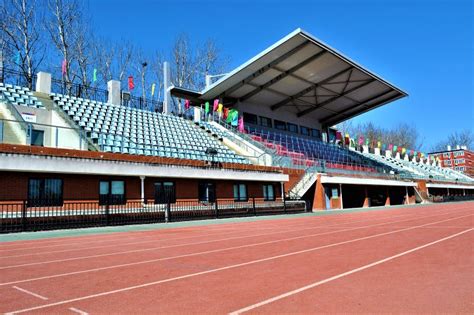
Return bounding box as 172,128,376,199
241,125,402,174
50,93,249,164
0,83,44,108
361,152,472,182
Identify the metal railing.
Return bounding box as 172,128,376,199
0,197,307,233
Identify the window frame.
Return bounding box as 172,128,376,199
243,112,258,125
300,126,310,136
233,183,248,202
287,123,298,134
99,179,126,205
259,116,272,128
274,120,287,131
27,178,64,207
263,184,276,201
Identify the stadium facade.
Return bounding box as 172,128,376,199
0,28,473,233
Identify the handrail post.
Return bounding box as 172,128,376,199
105,199,110,225
215,199,219,219
165,200,171,223
252,197,256,216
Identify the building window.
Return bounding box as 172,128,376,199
243,112,258,125
154,181,175,204
233,183,248,202
199,181,216,202
442,153,450,158
28,178,63,207
274,120,286,131
287,123,298,133
31,129,44,146
311,129,321,139
453,151,464,157
99,180,125,205
259,116,272,128
300,126,310,136
263,184,275,201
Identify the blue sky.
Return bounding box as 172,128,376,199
88,0,473,150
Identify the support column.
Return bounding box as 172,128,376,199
312,174,326,211
405,186,410,205
36,72,52,94
281,182,285,201
339,183,344,209
385,187,391,206
363,186,370,207
163,61,171,114
107,80,121,105
140,176,146,205
447,187,450,196
463,189,466,196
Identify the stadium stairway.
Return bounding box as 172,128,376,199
0,83,41,145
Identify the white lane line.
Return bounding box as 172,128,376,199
68,307,89,315
5,214,471,315
12,286,48,300
0,210,418,270
0,211,468,286
229,227,474,314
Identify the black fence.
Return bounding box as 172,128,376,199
0,67,36,89
0,198,306,233
431,195,474,203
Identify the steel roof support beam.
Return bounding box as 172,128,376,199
296,78,375,117
222,41,311,97
321,91,400,127
270,67,353,111
238,50,327,102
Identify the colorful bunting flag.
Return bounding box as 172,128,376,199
128,76,134,90
217,103,223,113
204,101,210,114
185,99,190,110
393,145,398,152
358,136,364,146
213,99,219,112
223,108,229,120
151,83,156,97
93,68,97,82
61,59,67,75
238,116,244,132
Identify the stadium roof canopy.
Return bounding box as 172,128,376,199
171,28,407,127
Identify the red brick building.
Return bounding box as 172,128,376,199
429,148,474,177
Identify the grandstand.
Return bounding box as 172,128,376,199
0,28,473,233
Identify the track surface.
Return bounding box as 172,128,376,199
0,202,473,314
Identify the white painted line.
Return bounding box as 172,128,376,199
0,211,417,269
12,286,48,300
229,227,474,314
5,214,471,315
0,211,469,287
68,307,89,315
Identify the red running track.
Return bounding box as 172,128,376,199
0,202,472,314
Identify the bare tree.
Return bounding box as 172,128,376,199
1,0,45,88
150,50,164,102
341,120,423,150
431,129,474,151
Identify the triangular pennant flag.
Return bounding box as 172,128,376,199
128,76,135,90
213,99,219,111
151,83,156,97
204,101,210,114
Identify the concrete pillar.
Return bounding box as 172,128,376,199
463,189,466,196
312,174,326,211
194,107,201,123
385,187,391,206
163,61,171,114
362,145,369,153
35,72,52,94
374,148,380,155
363,186,370,207
140,176,146,204
404,154,409,161
447,187,450,196
281,182,285,201
385,150,392,158
395,152,401,159
405,186,410,205
107,80,121,105
339,183,344,209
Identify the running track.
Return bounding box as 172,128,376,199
0,202,473,314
